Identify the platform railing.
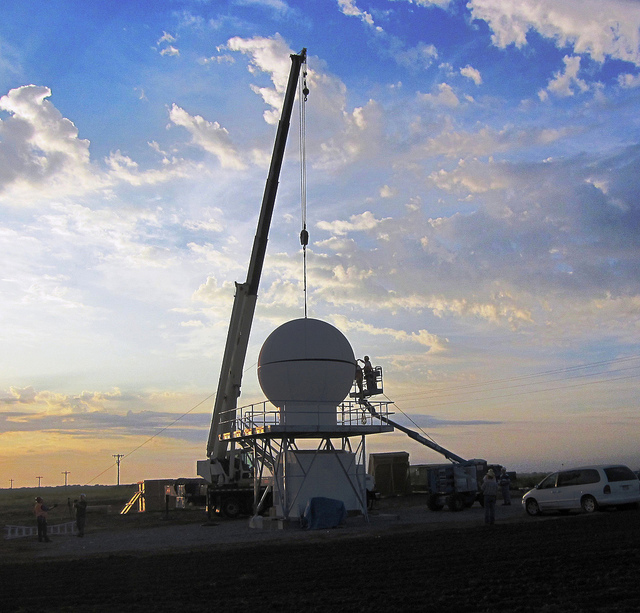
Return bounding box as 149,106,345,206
218,399,393,435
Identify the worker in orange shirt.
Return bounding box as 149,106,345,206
34,496,57,543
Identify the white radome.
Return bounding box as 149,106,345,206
258,318,356,426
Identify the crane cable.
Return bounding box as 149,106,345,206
299,58,309,318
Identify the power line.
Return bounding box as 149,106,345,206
398,363,640,404
384,355,640,458
415,371,640,409
83,392,215,486
394,355,640,403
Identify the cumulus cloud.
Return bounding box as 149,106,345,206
317,211,391,236
157,32,176,45
337,0,376,27
0,85,95,196
420,83,460,107
236,0,292,13
332,314,449,353
169,103,246,169
395,42,439,69
469,0,640,65
538,56,589,100
157,31,179,56
225,35,300,125
220,35,384,171
460,64,482,85
160,46,180,57
420,125,569,159
618,72,640,88
191,275,237,305
0,386,129,413
183,207,225,233
315,99,385,169
0,85,201,205
423,147,640,305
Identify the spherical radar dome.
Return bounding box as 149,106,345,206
258,318,356,409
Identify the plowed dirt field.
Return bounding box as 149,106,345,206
3,500,640,612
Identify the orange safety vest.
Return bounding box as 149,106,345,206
34,503,48,519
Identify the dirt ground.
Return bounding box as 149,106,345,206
3,496,640,612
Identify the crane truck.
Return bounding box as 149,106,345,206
361,396,500,512
196,49,307,518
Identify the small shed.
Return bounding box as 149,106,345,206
142,479,179,511
122,479,180,514
368,452,411,497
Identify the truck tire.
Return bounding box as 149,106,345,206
221,495,242,519
427,494,444,511
463,493,476,508
447,494,465,512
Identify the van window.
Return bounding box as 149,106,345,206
557,469,600,487
604,466,637,482
538,473,557,489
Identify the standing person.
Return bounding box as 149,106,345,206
34,496,57,543
355,363,364,398
499,467,512,506
74,493,88,537
361,356,377,394
481,469,498,525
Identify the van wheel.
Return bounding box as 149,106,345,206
525,498,541,516
581,495,598,514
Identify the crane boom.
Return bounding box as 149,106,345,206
361,399,469,464
206,49,307,461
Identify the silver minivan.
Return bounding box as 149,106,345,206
522,464,640,516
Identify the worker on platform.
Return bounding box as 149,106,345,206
34,496,57,543
355,363,364,398
481,469,498,525
74,493,88,537
499,468,511,506
359,356,377,394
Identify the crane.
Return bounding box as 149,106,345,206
197,49,307,515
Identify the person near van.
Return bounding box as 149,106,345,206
34,496,57,542
74,493,87,537
481,469,498,525
499,467,511,506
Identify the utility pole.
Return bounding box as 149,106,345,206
9,478,14,489
113,454,124,486
37,476,43,488
62,471,70,487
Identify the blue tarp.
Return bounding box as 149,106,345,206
301,497,347,530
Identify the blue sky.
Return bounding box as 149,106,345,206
1,0,640,486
